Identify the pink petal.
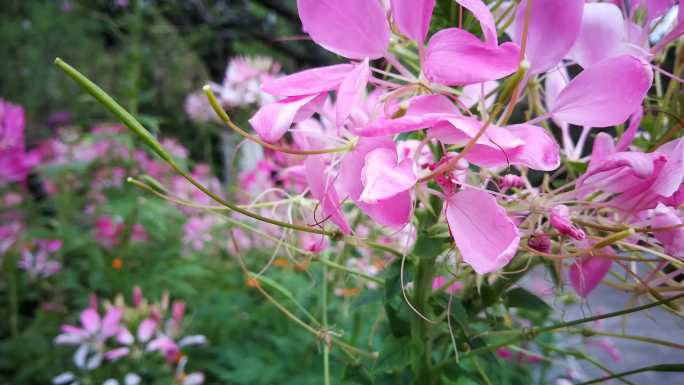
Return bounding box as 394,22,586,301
336,58,370,127
544,65,570,131
262,64,353,97
359,148,416,203
352,94,460,137
137,318,157,343
116,327,134,345
506,124,561,171
424,28,520,85
249,93,325,143
390,0,435,45
652,138,684,197
644,0,677,20
305,155,351,234
616,107,643,151
428,117,558,170
446,189,520,274
454,0,498,45
297,0,390,59
460,81,498,110
569,252,614,297
550,55,652,127
80,308,100,334
104,347,129,361
339,138,412,228
513,0,584,74
357,192,413,229
101,307,123,338
568,3,625,69
644,204,684,258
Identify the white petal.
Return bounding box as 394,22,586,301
53,372,76,385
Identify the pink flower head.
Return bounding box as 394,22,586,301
549,205,585,240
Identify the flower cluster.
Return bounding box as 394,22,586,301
220,0,684,298
54,288,206,385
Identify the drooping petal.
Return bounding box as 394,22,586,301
569,252,614,297
567,3,625,69
336,59,370,127
297,0,390,59
390,0,435,45
305,155,352,234
424,28,520,85
513,0,584,74
359,148,416,203
248,93,325,143
446,189,520,275
550,55,652,127
454,0,498,45
262,64,353,96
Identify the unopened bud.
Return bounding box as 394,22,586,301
528,232,551,253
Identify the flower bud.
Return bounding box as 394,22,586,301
549,205,585,240
528,232,551,253
499,174,525,190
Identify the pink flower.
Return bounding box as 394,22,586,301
578,134,684,213
95,217,146,249
95,216,121,249
55,306,123,370
0,99,40,183
183,216,216,251
18,239,63,278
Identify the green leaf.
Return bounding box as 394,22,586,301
413,235,448,260
374,336,414,373
503,287,551,314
